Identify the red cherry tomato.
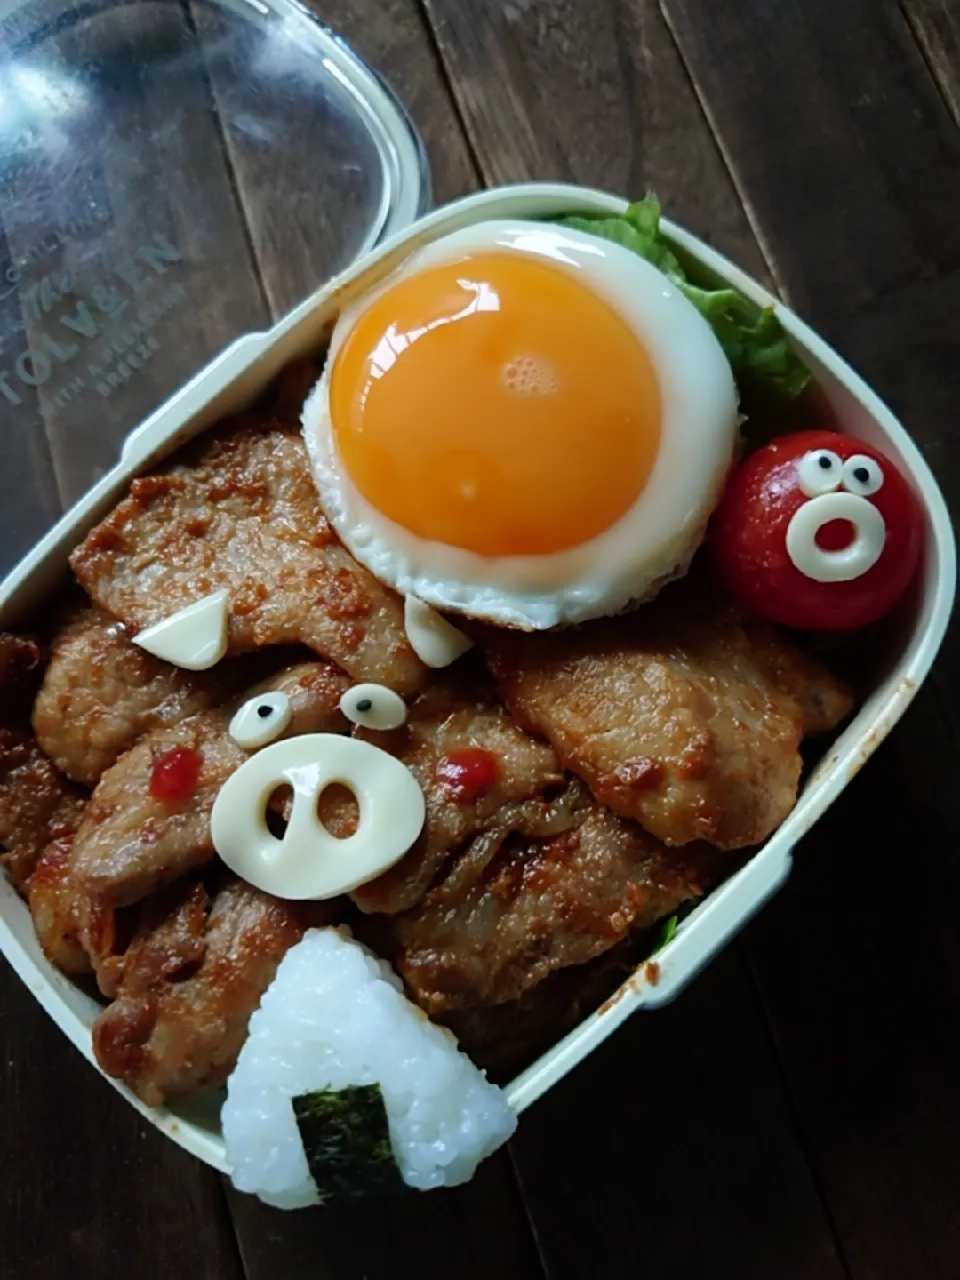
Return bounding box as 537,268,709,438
149,746,203,804
436,748,503,803
711,429,924,631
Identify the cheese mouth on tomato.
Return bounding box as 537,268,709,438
710,430,924,632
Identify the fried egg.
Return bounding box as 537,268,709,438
303,220,738,628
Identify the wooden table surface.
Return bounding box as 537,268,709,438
2,2,960,1276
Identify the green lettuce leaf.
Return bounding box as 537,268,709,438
650,913,679,957
557,196,810,400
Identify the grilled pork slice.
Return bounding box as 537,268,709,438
336,667,566,916
70,661,349,908
486,585,853,850
0,632,45,723
27,827,135,986
70,418,426,694
443,936,646,1082
394,799,725,1014
27,835,87,971
92,877,323,1106
33,606,241,785
0,728,85,889
27,830,109,975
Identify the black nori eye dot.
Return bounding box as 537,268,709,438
356,698,374,712
853,466,869,484
257,704,272,718
819,454,833,469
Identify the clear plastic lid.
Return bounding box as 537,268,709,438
0,0,430,567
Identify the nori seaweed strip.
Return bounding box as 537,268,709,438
293,1085,406,1202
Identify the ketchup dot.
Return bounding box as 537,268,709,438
436,748,502,802
149,746,202,804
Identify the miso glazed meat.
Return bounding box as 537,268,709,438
0,201,900,1211
486,581,853,850
394,797,727,1013
70,661,350,907
0,729,85,890
0,634,82,891
27,832,108,976
93,876,330,1106
0,376,859,1116
70,419,427,695
0,632,45,722
343,664,567,916
33,606,241,785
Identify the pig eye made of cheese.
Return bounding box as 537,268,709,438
229,692,293,749
339,684,407,731
210,734,425,900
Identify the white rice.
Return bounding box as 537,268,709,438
222,927,517,1209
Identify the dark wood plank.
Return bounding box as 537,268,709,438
902,0,960,125
661,0,960,477
658,0,960,740
0,6,288,1275
0,0,271,504
210,7,542,1277
225,1153,546,1280
0,965,242,1280
317,0,479,204
186,0,401,321
190,0,478,319
2,2,956,1277
512,950,849,1280
659,3,960,1275
414,3,856,1276
742,695,960,1280
418,0,767,278
1,114,221,1280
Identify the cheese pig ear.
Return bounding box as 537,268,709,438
133,590,229,670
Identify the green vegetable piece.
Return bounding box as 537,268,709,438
651,913,679,956
557,195,811,400
293,1084,405,1203
660,914,679,947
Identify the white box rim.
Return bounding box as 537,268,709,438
0,181,953,1175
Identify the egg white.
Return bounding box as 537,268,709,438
303,220,738,629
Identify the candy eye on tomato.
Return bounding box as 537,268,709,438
710,428,923,632
796,448,843,497
842,454,884,497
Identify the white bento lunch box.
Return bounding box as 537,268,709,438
0,183,954,1173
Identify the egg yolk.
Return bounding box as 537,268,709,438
330,252,661,557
